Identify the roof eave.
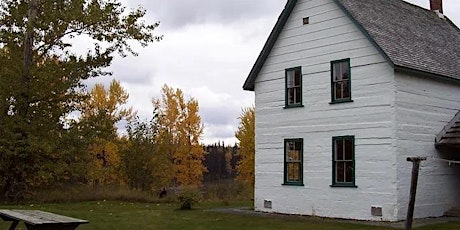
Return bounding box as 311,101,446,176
394,65,460,84
243,0,298,91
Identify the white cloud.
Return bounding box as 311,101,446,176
120,0,286,30
107,20,267,144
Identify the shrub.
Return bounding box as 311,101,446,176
177,189,202,210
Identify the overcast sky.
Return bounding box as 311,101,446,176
95,0,460,145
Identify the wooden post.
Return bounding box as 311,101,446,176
405,157,427,230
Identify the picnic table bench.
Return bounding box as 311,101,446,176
0,209,88,230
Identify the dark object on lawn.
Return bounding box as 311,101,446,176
159,188,167,198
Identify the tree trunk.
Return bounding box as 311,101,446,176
18,0,39,123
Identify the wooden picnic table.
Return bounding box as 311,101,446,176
0,209,88,230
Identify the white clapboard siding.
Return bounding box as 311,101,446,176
394,72,460,220
254,0,398,221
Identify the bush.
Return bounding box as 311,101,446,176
177,189,202,210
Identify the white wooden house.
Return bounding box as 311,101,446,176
243,0,460,221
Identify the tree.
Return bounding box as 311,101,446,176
154,85,206,188
80,79,134,138
235,107,255,185
0,0,160,196
121,113,159,191
79,79,134,186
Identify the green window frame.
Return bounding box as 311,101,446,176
331,136,357,187
283,138,304,186
285,67,303,108
330,59,352,104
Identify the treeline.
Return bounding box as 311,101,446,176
1,82,210,200
203,142,240,183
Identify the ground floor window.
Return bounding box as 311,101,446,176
332,136,356,187
284,138,303,186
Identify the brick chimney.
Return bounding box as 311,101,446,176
430,0,443,13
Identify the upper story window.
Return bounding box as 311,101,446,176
331,136,357,187
284,138,304,186
285,67,302,108
331,59,352,103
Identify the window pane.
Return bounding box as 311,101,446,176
286,141,293,161
345,161,353,183
287,141,294,151
341,62,349,80
344,139,352,160
295,87,301,104
288,163,300,181
287,140,301,162
342,81,350,99
336,162,344,183
334,82,341,100
294,70,301,86
288,150,300,162
295,141,301,152
288,88,295,104
287,71,293,88
333,63,341,81
335,139,344,160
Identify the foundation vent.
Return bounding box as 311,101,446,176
264,199,272,209
371,206,383,216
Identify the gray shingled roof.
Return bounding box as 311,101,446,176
436,111,460,148
336,0,460,81
243,0,460,91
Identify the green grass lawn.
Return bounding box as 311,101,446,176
0,201,458,230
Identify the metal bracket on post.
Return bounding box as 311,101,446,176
405,157,427,230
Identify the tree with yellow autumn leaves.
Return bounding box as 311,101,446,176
235,107,255,186
77,83,206,191
79,80,134,186
153,85,207,188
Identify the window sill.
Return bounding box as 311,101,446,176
329,99,353,105
282,183,304,187
284,104,304,109
330,184,358,188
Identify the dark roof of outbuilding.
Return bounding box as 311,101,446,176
243,0,460,91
